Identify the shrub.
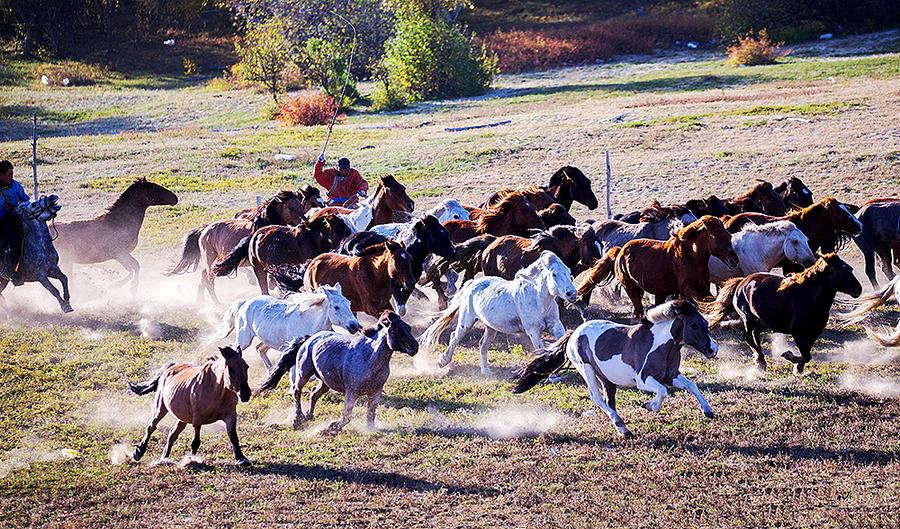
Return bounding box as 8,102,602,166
381,13,496,101
35,60,112,86
204,76,233,92
371,81,408,111
276,92,341,127
183,57,200,76
234,16,296,102
302,37,359,103
726,29,788,66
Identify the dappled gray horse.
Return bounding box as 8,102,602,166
256,311,418,432
0,195,72,314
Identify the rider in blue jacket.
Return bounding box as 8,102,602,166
0,160,30,283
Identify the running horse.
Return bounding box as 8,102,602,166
443,191,546,243
167,190,311,304
309,175,414,229
54,177,178,292
579,216,739,319
705,254,862,374
482,166,599,212
840,275,900,347
852,198,899,287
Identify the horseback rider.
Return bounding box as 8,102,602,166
0,160,29,284
313,154,368,208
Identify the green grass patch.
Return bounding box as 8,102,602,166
0,104,126,124
83,170,295,193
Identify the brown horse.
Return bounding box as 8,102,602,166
304,240,417,317
309,174,414,229
127,345,252,466
480,225,601,280
725,197,863,256
483,166,598,211
444,192,546,243
167,190,311,303
539,203,577,227
213,214,352,295
685,181,788,218
54,178,178,292
233,185,323,220
704,254,862,374
582,216,739,319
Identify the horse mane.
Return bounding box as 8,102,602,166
734,180,773,202
673,215,715,240
477,192,530,231
250,190,300,230
284,290,327,310
646,299,699,323
106,177,148,212
778,254,831,290
739,219,795,236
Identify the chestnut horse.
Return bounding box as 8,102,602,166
304,240,417,317
213,214,352,295
444,192,546,244
580,216,739,319
705,254,862,374
55,178,178,292
233,185,323,220
167,190,311,303
128,345,252,466
482,166,599,212
309,175,414,229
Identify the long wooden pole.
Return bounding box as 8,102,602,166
605,149,612,219
32,113,38,197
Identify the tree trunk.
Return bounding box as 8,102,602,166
22,16,35,58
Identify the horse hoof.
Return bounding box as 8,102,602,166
438,356,452,368
132,449,144,462
236,458,252,467
62,304,74,313
704,410,716,419
292,419,304,430
619,429,634,439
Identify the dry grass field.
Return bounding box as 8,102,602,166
1,30,899,528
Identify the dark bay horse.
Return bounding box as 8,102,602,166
583,216,739,319
483,166,599,211
705,254,862,374
685,180,788,218
168,190,311,303
480,225,601,280
309,175,414,229
257,311,418,431
852,198,899,287
304,240,417,317
539,203,577,227
128,345,252,465
774,176,814,210
55,178,177,292
213,214,352,295
513,300,717,438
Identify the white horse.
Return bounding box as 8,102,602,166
308,195,374,233
211,283,361,370
840,275,900,346
709,220,815,284
420,251,578,375
513,300,717,438
370,199,470,243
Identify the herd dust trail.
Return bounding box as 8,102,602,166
109,443,134,465
137,318,162,340
0,437,79,478
839,373,900,398
426,404,565,439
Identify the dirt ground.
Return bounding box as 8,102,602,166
0,31,899,528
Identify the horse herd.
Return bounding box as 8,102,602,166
3,168,899,465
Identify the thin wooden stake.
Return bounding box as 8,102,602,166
605,149,612,219
32,113,38,197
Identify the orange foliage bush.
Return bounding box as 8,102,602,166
276,92,342,127
726,29,788,66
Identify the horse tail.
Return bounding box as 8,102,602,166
865,321,900,347
512,331,573,393
420,296,462,351
212,236,251,277
419,235,494,286
576,246,620,301
839,276,899,325
127,363,174,396
255,336,307,394
699,277,742,328
166,225,205,276
269,264,307,293
210,299,245,341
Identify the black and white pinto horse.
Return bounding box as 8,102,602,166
514,300,717,438
0,195,72,314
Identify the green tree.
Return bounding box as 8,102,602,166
234,16,296,103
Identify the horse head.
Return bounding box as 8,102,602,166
219,346,251,402
131,177,178,207
781,223,816,267
576,225,602,268
749,180,788,216
415,214,456,260
685,216,738,268
539,203,576,227
384,241,416,316
377,175,415,217
435,199,469,221
267,190,307,226
509,196,546,235
778,177,814,209
378,310,418,356
821,197,863,237
549,166,598,210
821,253,863,298
320,283,361,334
298,185,325,213
536,251,577,302
670,300,717,359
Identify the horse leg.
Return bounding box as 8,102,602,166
225,413,250,466
445,270,459,296
635,375,667,413
46,267,71,310
37,275,73,314
875,245,896,283
578,363,631,437
859,239,879,288
438,305,476,368
292,368,316,428
114,253,140,294
307,381,329,421
256,342,272,372
621,279,646,321
672,374,715,418
190,424,202,456
432,276,449,311
0,279,8,319
365,389,383,431
133,400,167,461
327,391,359,433
161,420,187,460
743,321,767,371
203,270,222,305
786,333,815,376
478,328,498,376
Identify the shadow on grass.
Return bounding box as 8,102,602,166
248,463,499,496
0,109,155,142
484,74,750,101
648,437,899,465
3,306,197,342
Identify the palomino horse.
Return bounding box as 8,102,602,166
55,178,177,292
482,166,599,211
257,311,418,431
705,254,862,374
774,176,814,210
309,175,415,229
0,196,72,314
213,214,352,295
513,300,717,438
128,346,252,466
421,252,578,375
582,216,738,319
840,275,900,347
852,198,899,287
168,190,310,303
212,284,361,371
304,240,417,317
708,220,815,284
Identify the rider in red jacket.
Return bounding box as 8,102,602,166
313,155,369,208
